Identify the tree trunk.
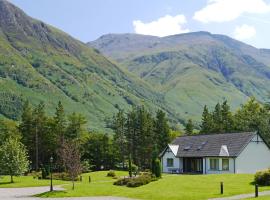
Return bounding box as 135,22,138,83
35,125,39,171
72,179,75,190
11,175,13,183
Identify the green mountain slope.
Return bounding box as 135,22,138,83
89,32,270,122
0,0,174,132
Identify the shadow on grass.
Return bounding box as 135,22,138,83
35,190,67,197
0,181,14,185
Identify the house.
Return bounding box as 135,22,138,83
160,132,270,174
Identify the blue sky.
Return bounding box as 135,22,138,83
10,0,270,48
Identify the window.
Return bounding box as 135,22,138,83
222,159,229,171
167,158,174,167
210,159,219,170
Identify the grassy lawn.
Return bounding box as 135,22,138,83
0,175,67,188
36,171,270,200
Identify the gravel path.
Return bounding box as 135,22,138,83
0,186,136,200
209,190,270,200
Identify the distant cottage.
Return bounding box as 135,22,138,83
160,132,270,174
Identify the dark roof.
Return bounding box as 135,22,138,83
171,132,256,157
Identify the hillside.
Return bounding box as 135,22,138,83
89,32,270,122
0,0,175,132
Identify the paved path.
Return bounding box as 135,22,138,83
0,186,135,200
209,190,270,200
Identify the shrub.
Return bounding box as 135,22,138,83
131,164,139,176
255,169,270,186
107,170,116,177
48,172,79,181
113,177,130,186
114,173,152,188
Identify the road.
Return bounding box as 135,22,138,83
0,186,135,200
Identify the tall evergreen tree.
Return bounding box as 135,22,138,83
66,113,87,140
185,119,194,135
54,101,66,144
112,110,126,169
200,105,213,133
154,110,170,153
221,100,234,132
212,103,223,132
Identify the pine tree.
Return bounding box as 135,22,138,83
221,100,234,132
155,110,170,153
200,105,213,133
128,154,132,178
213,103,223,132
54,101,66,144
66,112,87,140
112,110,126,169
185,119,194,135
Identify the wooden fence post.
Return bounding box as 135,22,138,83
220,182,223,195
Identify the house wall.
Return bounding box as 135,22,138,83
161,151,183,173
235,135,270,174
204,157,235,174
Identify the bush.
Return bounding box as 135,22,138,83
114,173,152,188
49,172,79,181
113,177,130,186
255,169,270,186
29,171,42,179
107,170,116,177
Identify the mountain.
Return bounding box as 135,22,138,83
89,32,270,122
0,0,175,132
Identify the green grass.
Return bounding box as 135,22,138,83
36,171,270,200
0,175,67,188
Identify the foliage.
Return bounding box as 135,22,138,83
114,173,153,188
59,140,82,190
255,169,270,186
107,170,116,177
152,159,161,178
199,98,270,145
50,172,79,181
112,107,170,170
0,138,29,182
185,119,194,135
81,132,115,171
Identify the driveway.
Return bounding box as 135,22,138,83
0,186,135,200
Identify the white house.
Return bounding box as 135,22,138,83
160,132,270,174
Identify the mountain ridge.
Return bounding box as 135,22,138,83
89,32,270,122
0,0,179,132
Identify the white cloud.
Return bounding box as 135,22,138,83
133,15,189,37
234,24,256,40
193,0,270,23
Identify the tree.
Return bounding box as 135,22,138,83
212,103,223,132
60,140,81,190
0,119,20,145
185,119,194,135
53,101,66,144
112,110,126,169
0,138,29,183
153,159,161,178
128,154,132,178
200,105,213,133
221,100,234,132
154,110,170,153
66,113,87,140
